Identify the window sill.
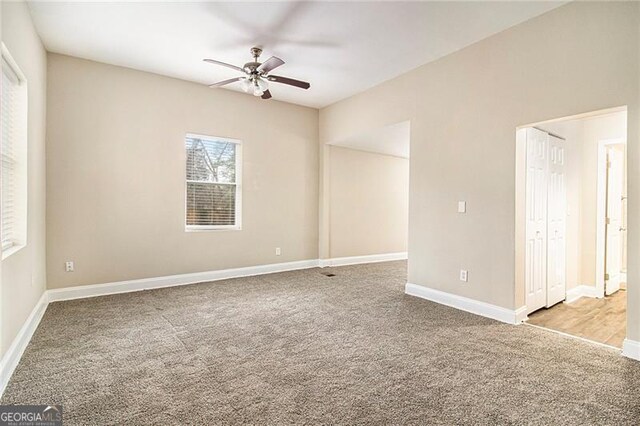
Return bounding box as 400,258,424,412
2,243,25,261
185,226,242,232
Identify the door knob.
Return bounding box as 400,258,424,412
620,227,627,232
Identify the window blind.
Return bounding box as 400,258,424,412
1,59,19,250
185,136,239,227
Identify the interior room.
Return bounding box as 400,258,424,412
518,109,628,348
1,1,639,424
323,121,410,265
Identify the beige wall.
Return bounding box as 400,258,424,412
319,2,640,339
328,146,408,258
46,54,318,289
0,2,47,359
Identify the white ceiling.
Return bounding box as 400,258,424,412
331,121,410,159
27,1,565,108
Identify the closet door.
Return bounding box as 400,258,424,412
525,128,548,314
546,135,566,307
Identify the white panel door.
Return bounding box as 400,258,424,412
546,135,566,307
525,128,548,314
605,147,624,295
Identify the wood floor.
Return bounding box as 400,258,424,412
527,289,626,348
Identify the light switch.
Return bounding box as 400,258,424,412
458,201,466,213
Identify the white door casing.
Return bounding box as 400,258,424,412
605,147,624,295
525,128,548,314
546,135,566,307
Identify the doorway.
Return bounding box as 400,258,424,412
596,139,627,297
321,121,410,265
516,107,628,348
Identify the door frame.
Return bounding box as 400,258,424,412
595,138,626,298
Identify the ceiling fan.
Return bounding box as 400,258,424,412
204,47,311,99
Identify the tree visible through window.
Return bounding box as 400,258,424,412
185,134,241,229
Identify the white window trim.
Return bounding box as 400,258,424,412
1,43,28,260
184,133,242,232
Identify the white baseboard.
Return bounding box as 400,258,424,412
48,259,320,302
405,283,524,325
319,252,407,268
0,292,49,397
622,339,640,361
514,306,529,323
565,284,599,304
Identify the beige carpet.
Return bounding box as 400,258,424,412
2,261,640,424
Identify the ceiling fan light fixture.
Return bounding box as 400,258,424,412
256,78,269,92
240,77,252,93
252,78,268,96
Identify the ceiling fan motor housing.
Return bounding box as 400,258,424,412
243,62,261,75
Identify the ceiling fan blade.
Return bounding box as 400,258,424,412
257,56,285,74
267,75,310,90
208,77,243,88
203,59,244,73
261,90,272,100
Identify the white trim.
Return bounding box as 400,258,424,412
319,252,407,268
48,259,319,302
405,283,524,325
0,292,48,397
1,43,29,259
184,133,243,232
1,43,27,83
565,284,599,304
185,225,241,232
622,339,640,361
515,306,529,323
596,138,626,298
185,133,241,145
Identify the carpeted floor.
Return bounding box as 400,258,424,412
2,261,640,424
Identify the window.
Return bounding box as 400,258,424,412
185,134,242,230
1,44,27,257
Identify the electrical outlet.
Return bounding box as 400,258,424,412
459,270,468,282
458,201,466,213
275,247,281,256
65,261,74,272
